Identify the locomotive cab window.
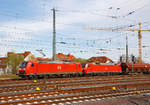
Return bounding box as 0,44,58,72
31,63,34,67
20,62,28,67
81,64,86,68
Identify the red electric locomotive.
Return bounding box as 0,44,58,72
81,63,122,76
18,61,82,79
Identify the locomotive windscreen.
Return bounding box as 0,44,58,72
20,62,28,67
81,64,86,68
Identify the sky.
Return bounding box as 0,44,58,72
0,0,150,62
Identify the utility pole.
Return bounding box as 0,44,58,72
52,8,56,60
126,35,128,62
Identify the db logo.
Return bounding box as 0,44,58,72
57,66,62,70
105,68,108,70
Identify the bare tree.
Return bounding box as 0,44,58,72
5,53,24,74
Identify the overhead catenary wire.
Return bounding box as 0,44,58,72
0,0,150,60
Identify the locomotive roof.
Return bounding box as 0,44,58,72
38,61,76,64
92,63,116,65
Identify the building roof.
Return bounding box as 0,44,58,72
56,53,75,61
88,56,113,63
7,51,31,58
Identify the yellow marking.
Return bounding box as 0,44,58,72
35,87,40,91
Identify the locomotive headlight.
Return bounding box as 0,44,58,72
19,68,25,71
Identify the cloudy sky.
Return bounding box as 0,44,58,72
0,0,150,62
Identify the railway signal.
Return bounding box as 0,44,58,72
84,23,150,63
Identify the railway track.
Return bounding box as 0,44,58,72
0,75,150,94
0,75,150,105
1,80,150,96
0,87,150,105
0,74,149,84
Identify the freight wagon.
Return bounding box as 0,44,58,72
121,63,150,74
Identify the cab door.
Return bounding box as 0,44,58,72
27,62,35,74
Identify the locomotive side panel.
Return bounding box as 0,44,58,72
36,63,81,74
85,63,122,75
